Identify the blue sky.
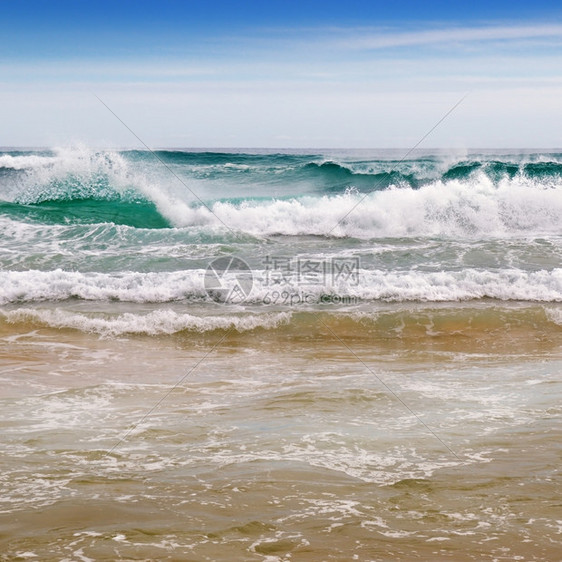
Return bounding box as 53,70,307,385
2,0,562,147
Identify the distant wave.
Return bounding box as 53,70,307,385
302,161,419,191
443,160,562,182
1,147,562,236
0,147,183,227
0,154,55,170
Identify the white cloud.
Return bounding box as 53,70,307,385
339,23,562,50
2,22,562,147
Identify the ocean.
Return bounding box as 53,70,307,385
1,146,561,560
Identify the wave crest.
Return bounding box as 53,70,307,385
1,268,562,305
0,308,292,336
2,147,562,237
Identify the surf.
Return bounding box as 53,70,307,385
1,147,562,238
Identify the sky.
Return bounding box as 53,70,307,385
1,0,562,148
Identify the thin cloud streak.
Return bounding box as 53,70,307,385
341,23,562,50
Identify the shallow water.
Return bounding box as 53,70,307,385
1,318,561,560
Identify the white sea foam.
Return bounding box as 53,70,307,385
0,154,55,170
1,267,562,305
545,307,562,325
186,174,562,238
0,308,292,336
3,146,562,238
338,268,562,302
0,269,204,303
2,146,199,227
7,146,132,203
245,267,562,303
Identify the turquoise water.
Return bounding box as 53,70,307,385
2,147,562,311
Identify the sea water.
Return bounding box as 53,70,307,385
0,147,561,560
